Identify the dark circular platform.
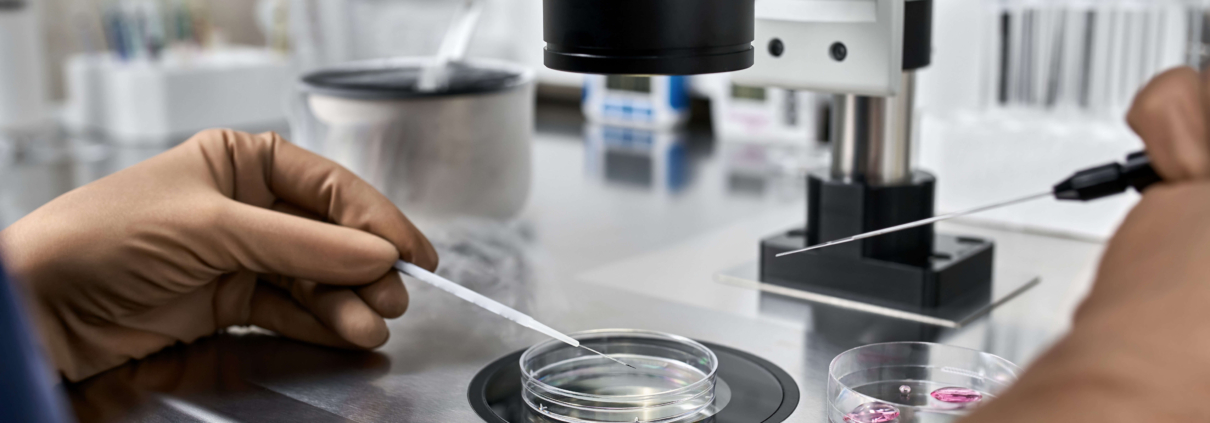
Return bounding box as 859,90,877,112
468,341,799,423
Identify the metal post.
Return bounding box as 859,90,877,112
830,71,917,185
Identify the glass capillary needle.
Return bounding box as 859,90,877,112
777,152,1164,258
580,345,637,369
394,261,636,369
776,191,1053,258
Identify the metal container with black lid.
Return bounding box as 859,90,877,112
293,57,535,221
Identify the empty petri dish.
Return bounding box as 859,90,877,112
520,329,722,423
828,342,1021,423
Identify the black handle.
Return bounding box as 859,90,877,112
1053,151,1161,202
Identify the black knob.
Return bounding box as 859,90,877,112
830,42,847,61
768,38,785,57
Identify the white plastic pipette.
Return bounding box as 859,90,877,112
394,261,635,369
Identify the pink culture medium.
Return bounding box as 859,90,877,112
930,387,983,404
843,402,900,423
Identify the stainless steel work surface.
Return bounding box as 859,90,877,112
0,119,1106,422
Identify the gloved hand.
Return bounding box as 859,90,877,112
0,129,437,381
962,68,1210,422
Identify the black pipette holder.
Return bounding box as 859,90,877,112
1053,151,1160,201
759,171,995,309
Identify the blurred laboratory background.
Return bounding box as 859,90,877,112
3,0,1205,236
2,0,1210,421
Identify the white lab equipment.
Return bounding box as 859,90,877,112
0,0,49,131
712,79,830,144
734,0,905,96
62,48,292,142
979,0,1196,116
582,75,690,130
914,0,1206,239
540,0,1005,315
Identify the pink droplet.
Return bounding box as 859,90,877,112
843,402,900,423
930,387,983,403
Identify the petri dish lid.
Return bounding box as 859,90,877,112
300,57,533,100
520,329,721,423
827,342,1021,422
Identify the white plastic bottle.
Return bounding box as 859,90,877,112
0,0,48,132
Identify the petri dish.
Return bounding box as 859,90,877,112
828,342,1021,423
520,329,722,423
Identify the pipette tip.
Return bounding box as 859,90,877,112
580,345,637,369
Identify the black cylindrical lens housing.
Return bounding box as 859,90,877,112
903,0,934,70
544,0,755,75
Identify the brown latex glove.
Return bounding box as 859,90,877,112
962,67,1210,422
0,129,438,381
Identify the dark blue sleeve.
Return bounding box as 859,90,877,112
0,260,72,423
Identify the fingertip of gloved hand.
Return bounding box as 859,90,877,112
1128,67,1199,125
406,233,440,272
374,292,409,319
357,273,410,319
309,286,392,348
333,306,391,349
369,331,390,349
420,244,440,273
353,322,390,350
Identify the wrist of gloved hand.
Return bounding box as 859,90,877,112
0,248,75,380
14,281,79,381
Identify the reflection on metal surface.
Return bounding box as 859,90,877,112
156,395,240,423
66,333,390,423
728,173,768,196
716,262,1040,329
426,219,535,308
584,124,692,193
605,150,655,187
308,93,534,221
720,141,827,199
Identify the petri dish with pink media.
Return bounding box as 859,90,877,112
829,342,1021,423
